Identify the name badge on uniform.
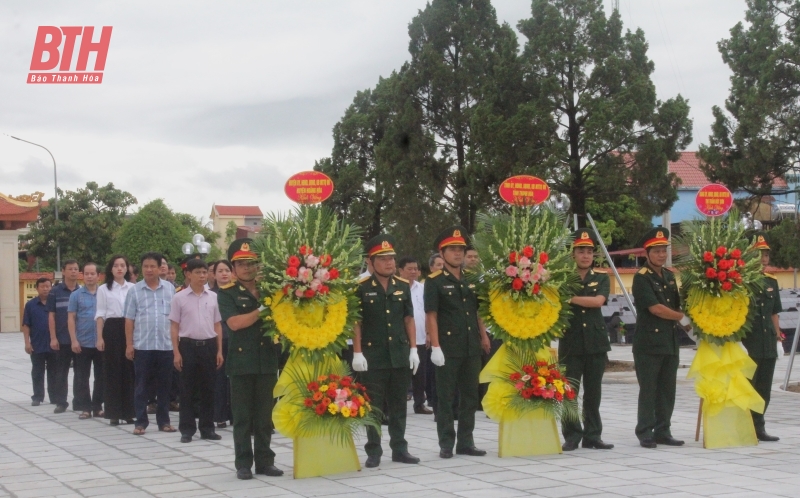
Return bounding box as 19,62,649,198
767,287,774,292
443,285,455,289
468,284,476,289
393,290,404,295
588,282,598,287
365,292,378,297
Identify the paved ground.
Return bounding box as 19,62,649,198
1,332,800,498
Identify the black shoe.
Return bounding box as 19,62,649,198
365,455,381,468
201,433,221,441
31,400,41,407
640,438,657,449
146,403,156,414
53,405,67,414
169,401,180,412
216,422,227,429
110,419,120,426
124,418,135,425
391,451,420,464
254,465,284,476
455,446,486,456
439,448,453,459
582,439,614,450
562,440,579,451
756,431,780,442
180,435,192,443
236,468,253,480
414,407,433,415
654,436,684,446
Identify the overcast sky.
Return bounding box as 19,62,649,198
0,0,748,222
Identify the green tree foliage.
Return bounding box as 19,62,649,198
766,219,800,268
586,195,652,249
23,182,137,268
111,200,190,265
699,0,800,196
175,213,223,260
224,220,238,247
518,0,692,224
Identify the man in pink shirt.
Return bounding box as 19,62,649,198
169,257,224,443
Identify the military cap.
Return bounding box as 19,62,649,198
365,233,397,257
753,232,770,250
180,253,203,270
640,227,670,249
227,238,258,262
434,225,469,251
572,228,598,248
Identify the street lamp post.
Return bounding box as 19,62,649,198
8,135,60,271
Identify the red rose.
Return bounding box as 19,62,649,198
717,271,727,282
705,268,717,279
703,251,714,263
716,246,727,258
304,398,313,407
717,259,728,271
510,372,522,381
539,252,549,265
314,403,326,415
533,283,541,294
721,281,733,292
728,270,739,280
522,246,534,258
731,248,742,259
509,251,518,264
304,289,316,298
286,266,298,278
520,389,531,399
299,245,308,255
738,259,745,267
319,254,332,267
319,285,330,294
512,278,524,291
328,268,340,280
288,255,301,268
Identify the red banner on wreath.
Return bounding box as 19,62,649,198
285,171,334,204
498,175,550,206
696,184,733,217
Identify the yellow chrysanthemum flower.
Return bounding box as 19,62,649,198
489,288,561,340
359,407,365,417
536,376,546,387
328,403,339,414
341,406,351,418
271,292,349,350
687,289,749,338
319,384,328,392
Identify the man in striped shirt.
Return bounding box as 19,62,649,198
124,252,177,435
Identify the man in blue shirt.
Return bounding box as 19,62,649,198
124,252,176,435
22,278,54,406
48,260,81,414
69,263,103,420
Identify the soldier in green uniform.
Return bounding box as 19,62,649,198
560,229,614,451
352,234,421,468
742,233,783,442
217,239,283,480
424,226,491,459
631,227,692,449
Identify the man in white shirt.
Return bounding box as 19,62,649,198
398,256,432,415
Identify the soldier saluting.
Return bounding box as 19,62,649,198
351,234,421,468
560,229,614,451
424,226,491,459
631,227,692,449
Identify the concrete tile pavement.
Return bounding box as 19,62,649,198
0,334,799,497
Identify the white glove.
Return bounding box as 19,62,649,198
679,316,691,327
409,348,420,375
430,346,445,367
679,315,697,343
352,352,368,372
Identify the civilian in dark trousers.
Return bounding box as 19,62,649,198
48,260,81,413
170,257,224,442
23,278,54,406
210,259,234,427
124,252,177,435
69,263,104,419
397,256,434,415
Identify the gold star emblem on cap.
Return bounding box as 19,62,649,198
241,242,250,252
454,229,461,237
656,231,664,239
381,240,390,249
581,231,589,239
758,236,765,243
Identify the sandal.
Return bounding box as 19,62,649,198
78,412,92,420
133,426,146,436
93,410,104,418
159,425,177,433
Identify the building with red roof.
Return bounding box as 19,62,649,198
210,204,264,250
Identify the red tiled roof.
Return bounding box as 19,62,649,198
0,197,41,219
671,152,788,189
20,272,54,280
213,205,263,217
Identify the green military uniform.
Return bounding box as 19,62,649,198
356,234,414,460
631,227,682,442
217,239,279,472
560,229,611,446
742,234,783,436
424,226,483,453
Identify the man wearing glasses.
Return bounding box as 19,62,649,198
217,239,283,480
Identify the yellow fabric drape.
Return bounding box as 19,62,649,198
480,343,561,457
293,435,360,479
687,340,764,449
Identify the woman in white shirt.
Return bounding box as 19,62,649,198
96,255,135,426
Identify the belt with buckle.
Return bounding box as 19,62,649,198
180,338,210,346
